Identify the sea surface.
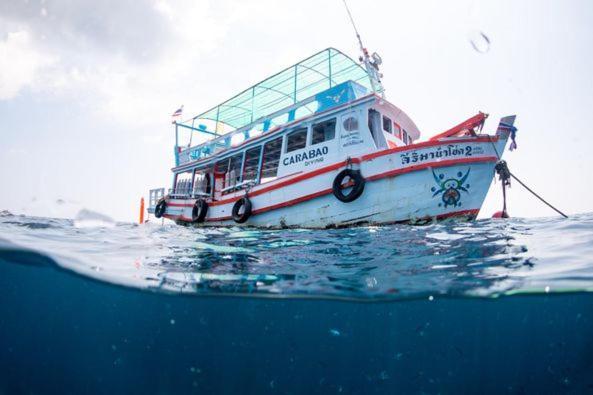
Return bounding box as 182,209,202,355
1,210,593,394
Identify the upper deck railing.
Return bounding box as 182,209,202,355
176,80,372,167
174,48,380,166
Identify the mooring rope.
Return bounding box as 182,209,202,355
494,160,568,219
508,170,568,218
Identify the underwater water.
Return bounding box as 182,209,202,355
1,210,593,394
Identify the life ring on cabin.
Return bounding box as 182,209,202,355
191,199,208,223
232,197,252,223
332,169,365,203
154,199,167,218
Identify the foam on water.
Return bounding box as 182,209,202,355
1,211,592,300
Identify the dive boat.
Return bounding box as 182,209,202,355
147,47,516,228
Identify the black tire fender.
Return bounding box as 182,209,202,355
191,199,208,223
154,199,167,218
232,197,252,223
332,169,365,203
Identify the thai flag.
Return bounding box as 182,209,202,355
497,122,516,133
497,122,518,151
171,105,183,123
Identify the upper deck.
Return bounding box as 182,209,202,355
174,48,381,166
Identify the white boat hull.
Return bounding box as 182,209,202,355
162,135,507,228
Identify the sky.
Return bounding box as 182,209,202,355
1,0,592,222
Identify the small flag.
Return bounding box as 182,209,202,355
171,105,183,123
509,129,518,151
497,122,518,151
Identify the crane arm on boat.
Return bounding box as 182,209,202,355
429,113,488,141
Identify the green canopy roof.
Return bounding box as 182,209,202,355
183,48,377,133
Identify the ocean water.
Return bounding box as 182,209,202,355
1,210,593,394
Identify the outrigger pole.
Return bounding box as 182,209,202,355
341,0,385,97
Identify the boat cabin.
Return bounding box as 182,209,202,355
169,48,420,201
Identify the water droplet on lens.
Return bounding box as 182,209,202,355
468,30,491,53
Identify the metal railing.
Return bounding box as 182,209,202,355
148,188,165,209
167,188,212,199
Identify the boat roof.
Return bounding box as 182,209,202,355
178,48,378,135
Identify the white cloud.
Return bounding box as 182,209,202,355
0,0,246,125
0,29,56,99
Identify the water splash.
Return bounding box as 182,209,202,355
73,208,115,228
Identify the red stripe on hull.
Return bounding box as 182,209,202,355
209,159,357,207
207,157,496,220
206,188,335,221
164,156,493,225
166,155,496,212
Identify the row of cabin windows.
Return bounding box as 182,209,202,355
175,118,337,196
381,114,412,145
213,134,282,192
285,118,336,153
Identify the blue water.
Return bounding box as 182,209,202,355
1,210,593,393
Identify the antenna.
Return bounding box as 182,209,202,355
342,0,364,53
341,0,385,96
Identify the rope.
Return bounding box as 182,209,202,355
508,171,568,219
494,161,511,218
495,160,568,219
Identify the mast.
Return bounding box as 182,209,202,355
341,0,385,97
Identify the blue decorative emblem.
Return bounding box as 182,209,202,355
431,168,471,208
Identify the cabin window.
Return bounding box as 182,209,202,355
382,115,393,133
286,127,308,153
312,118,336,145
343,116,358,132
215,158,230,190
368,109,382,146
261,137,283,182
243,146,262,183
215,158,229,174
393,122,402,139
193,171,205,194
174,171,193,195
227,153,243,189
192,169,213,196
402,130,409,145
